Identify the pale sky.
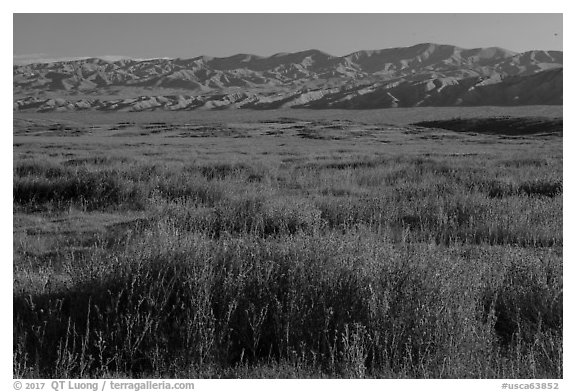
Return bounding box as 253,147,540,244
13,14,563,64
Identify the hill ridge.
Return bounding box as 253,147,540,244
13,43,563,111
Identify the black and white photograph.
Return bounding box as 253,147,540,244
10,7,567,386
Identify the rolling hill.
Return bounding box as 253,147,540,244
13,43,562,112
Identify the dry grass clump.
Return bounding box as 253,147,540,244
14,227,562,378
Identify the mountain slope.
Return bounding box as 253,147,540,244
13,43,562,111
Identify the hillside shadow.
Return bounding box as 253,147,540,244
413,117,562,136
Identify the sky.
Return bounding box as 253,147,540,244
13,13,563,64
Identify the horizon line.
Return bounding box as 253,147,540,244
14,42,564,66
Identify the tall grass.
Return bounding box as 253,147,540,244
13,151,562,378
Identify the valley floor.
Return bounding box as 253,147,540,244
13,107,562,378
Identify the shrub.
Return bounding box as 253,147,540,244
13,169,146,210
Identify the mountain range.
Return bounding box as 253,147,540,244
13,43,563,112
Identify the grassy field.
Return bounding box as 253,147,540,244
13,107,562,378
